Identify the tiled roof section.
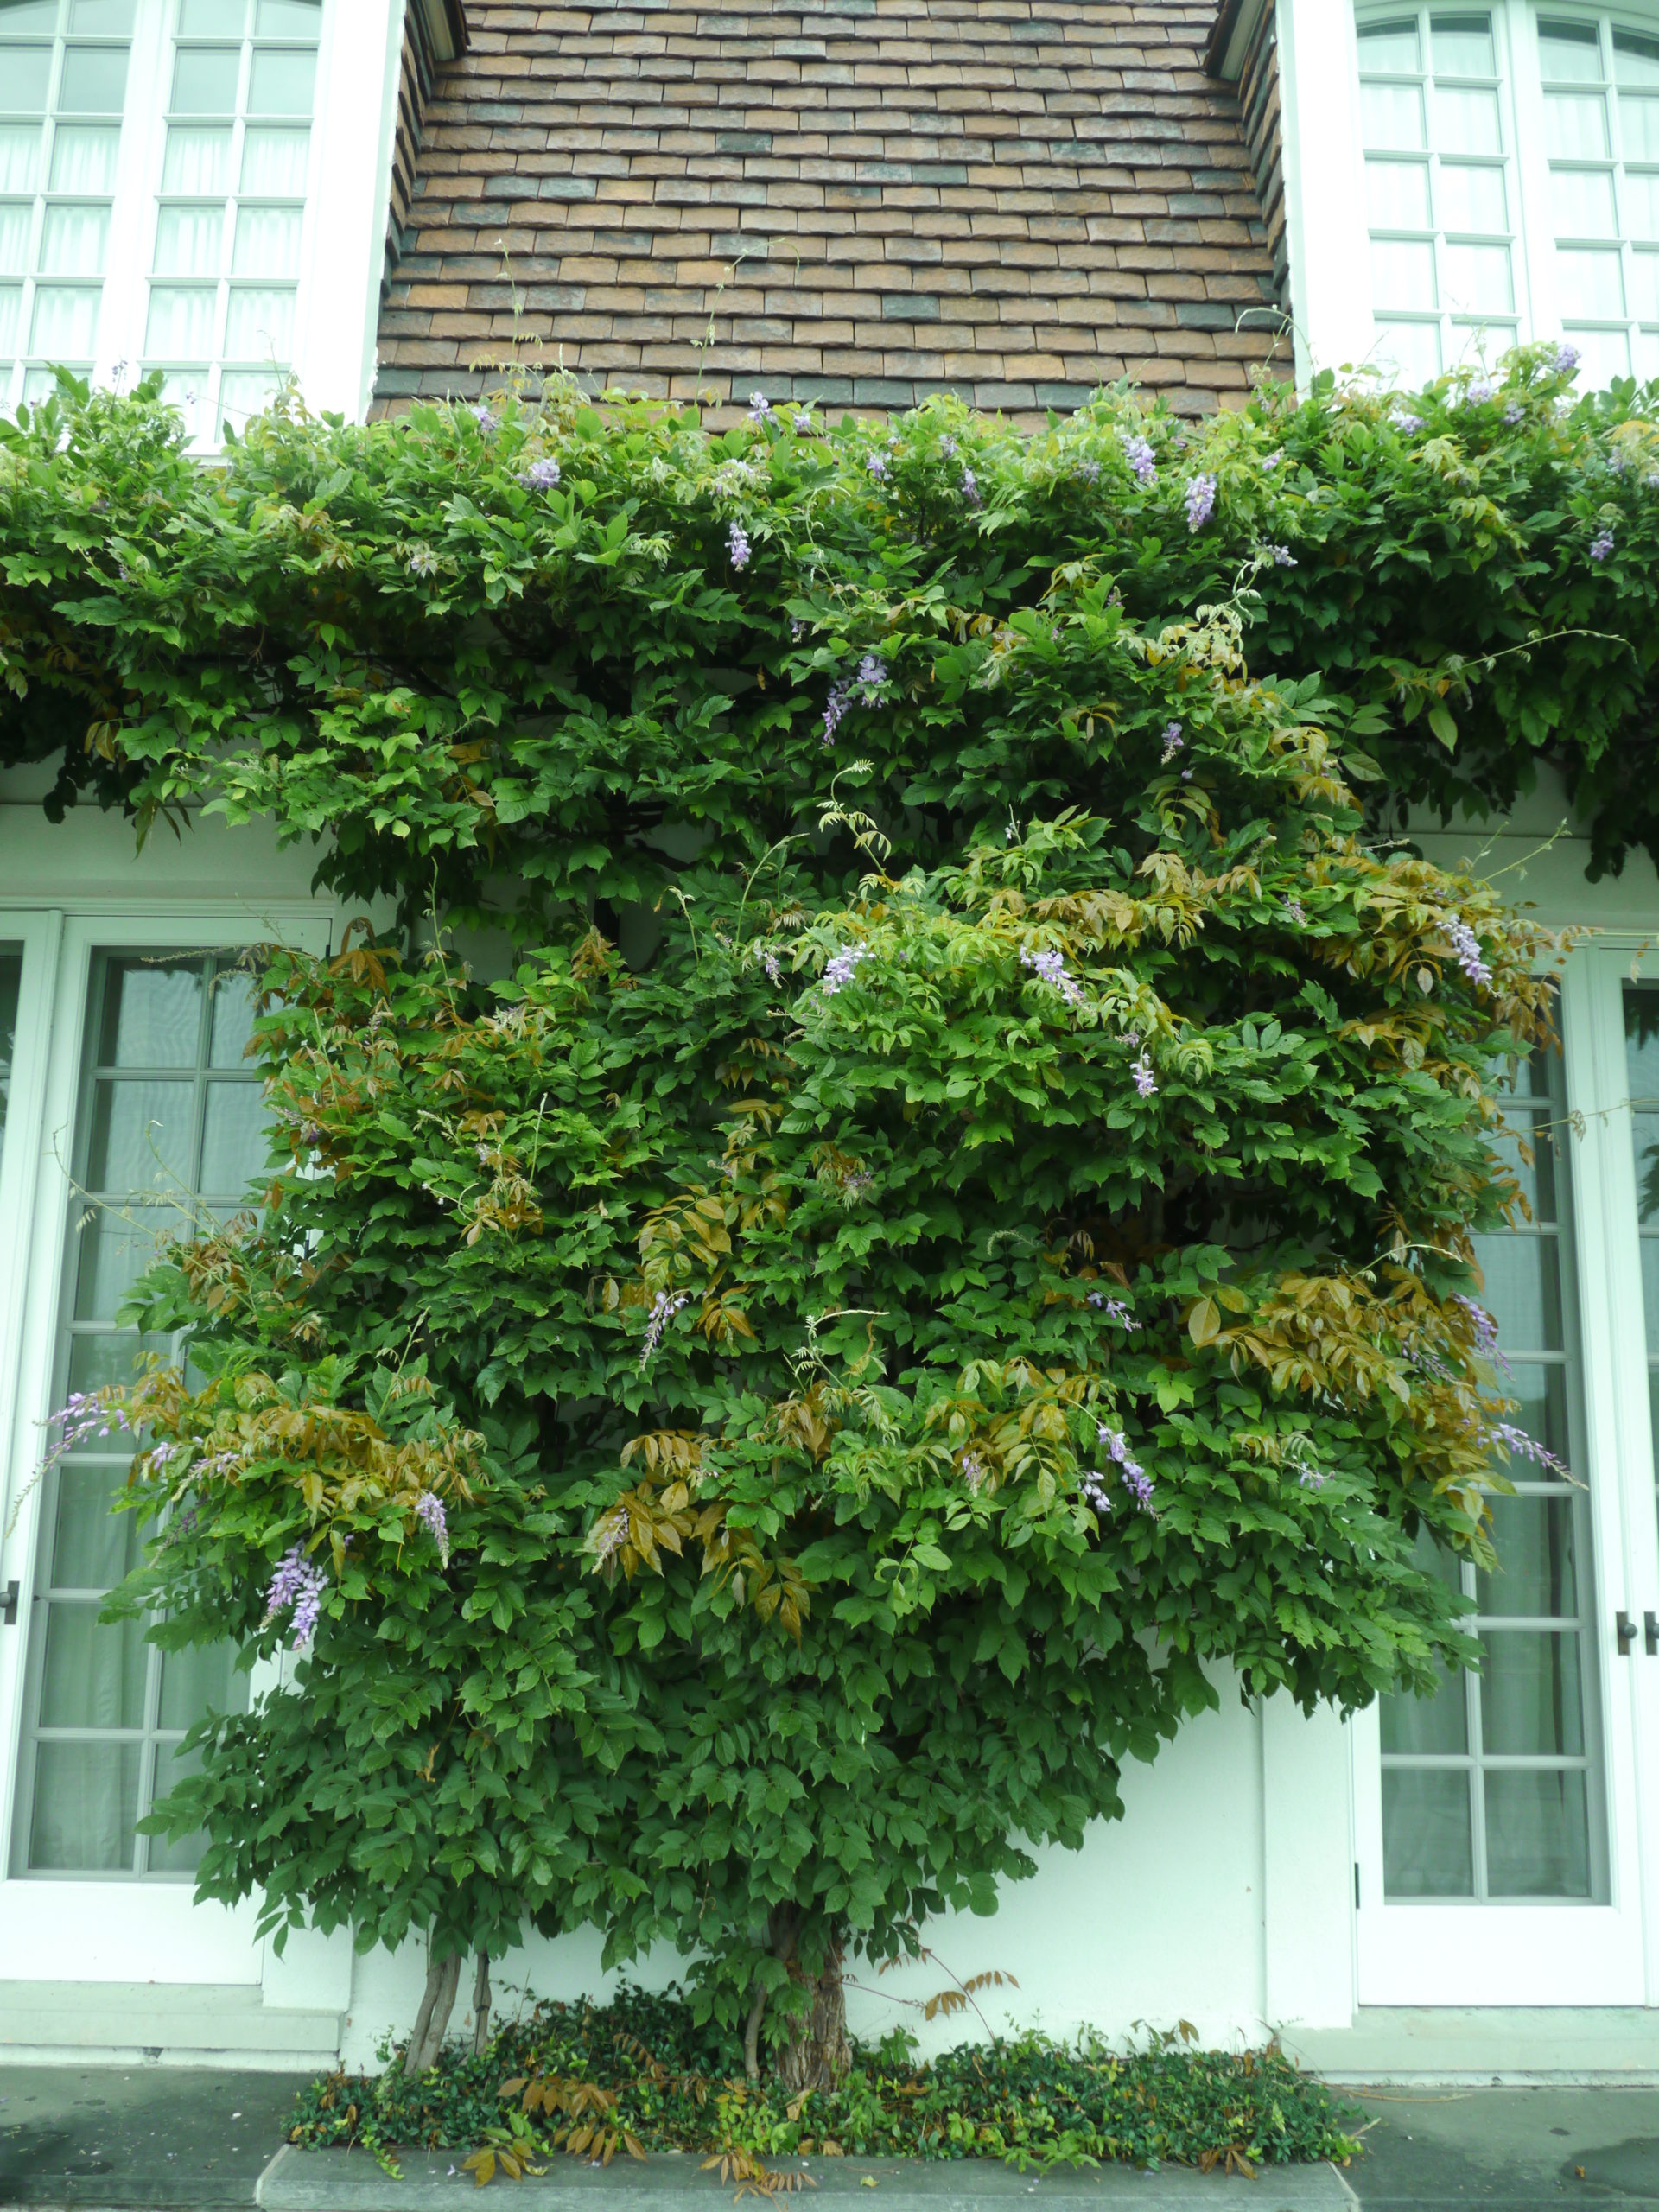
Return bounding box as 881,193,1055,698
372,0,1293,423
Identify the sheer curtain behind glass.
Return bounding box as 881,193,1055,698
1379,1043,1605,1901
145,0,319,442
0,0,133,413
1357,8,1519,383
15,950,263,1878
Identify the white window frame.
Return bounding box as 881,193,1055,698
1281,0,1659,385
0,906,327,1980
2,0,405,436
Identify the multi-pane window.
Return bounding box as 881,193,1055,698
13,950,267,1878
1381,1044,1604,1900
145,0,319,441
1537,16,1659,388
0,0,135,416
1358,10,1520,383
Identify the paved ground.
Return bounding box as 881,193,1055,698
1342,2086,1659,2205
2,2069,1659,2208
0,2068,308,2209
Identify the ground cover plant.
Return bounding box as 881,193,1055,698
287,1982,1363,2182
0,343,1647,2084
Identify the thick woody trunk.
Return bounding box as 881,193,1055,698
471,1952,493,2056
743,1907,851,2094
404,1949,461,2077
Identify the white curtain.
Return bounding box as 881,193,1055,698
0,121,41,192
232,200,297,276
239,124,307,194
39,200,109,276
51,121,120,193
0,203,27,275
162,123,231,194
156,201,225,278
145,282,216,357
30,283,99,353
225,282,292,357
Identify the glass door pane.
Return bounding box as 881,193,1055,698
1380,1042,1605,1899
14,949,264,1879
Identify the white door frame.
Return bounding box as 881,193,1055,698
0,906,328,1984
1352,941,1659,2005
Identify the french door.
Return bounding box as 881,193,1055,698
1355,946,1659,2005
0,912,326,1982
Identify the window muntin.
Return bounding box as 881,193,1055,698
0,0,134,414
1379,1043,1605,1901
13,949,264,1879
1537,16,1659,385
1359,10,1522,382
145,0,319,442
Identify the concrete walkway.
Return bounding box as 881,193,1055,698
4,2067,1659,2209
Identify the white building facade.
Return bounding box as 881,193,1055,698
3,0,1659,2082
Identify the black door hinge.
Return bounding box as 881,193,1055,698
1,1581,18,1625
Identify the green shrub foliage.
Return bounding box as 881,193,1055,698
0,352,1619,2056
286,1984,1363,2173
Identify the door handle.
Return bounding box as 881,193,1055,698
1618,1611,1637,1655
1648,1611,1659,1657
0,1580,16,1626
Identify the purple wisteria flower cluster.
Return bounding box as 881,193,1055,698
639,1290,689,1370
1484,1420,1569,1478
415,1488,450,1567
728,521,751,571
1551,340,1581,374
518,455,561,491
406,544,441,577
958,1450,986,1494
1446,918,1492,988
1090,1423,1154,1510
820,944,870,996
1183,473,1217,531
1086,1293,1141,1331
867,451,890,482
821,655,888,742
467,402,498,435
1465,376,1497,404
1120,430,1157,486
1389,408,1423,433
1452,1294,1510,1374
1282,898,1306,925
1131,1053,1157,1099
960,467,981,507
1591,527,1616,562
748,391,772,423
1020,944,1084,1007
264,1544,327,1651
47,1389,134,1460
1264,543,1297,567
1160,719,1184,764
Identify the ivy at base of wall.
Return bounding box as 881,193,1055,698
288,1986,1363,2179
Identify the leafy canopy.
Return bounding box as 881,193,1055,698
0,352,1619,2045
